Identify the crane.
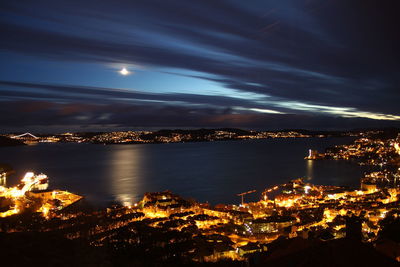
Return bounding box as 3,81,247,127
237,190,256,206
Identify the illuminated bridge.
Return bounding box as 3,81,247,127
11,133,38,139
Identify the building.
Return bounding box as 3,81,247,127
248,215,296,234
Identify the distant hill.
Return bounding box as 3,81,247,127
153,128,256,136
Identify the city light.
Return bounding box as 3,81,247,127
1,131,400,263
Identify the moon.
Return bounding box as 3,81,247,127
119,67,130,76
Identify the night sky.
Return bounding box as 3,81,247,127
1,0,400,132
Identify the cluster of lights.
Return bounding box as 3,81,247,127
0,172,81,218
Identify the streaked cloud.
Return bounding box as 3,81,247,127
277,102,400,121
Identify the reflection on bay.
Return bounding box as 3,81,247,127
306,160,314,180
109,146,145,206
0,174,6,187
0,137,367,206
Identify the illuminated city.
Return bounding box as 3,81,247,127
0,172,81,218
2,129,314,145
1,130,400,265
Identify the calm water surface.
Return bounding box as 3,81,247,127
0,138,373,206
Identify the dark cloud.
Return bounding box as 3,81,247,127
0,80,281,111
1,99,398,133
0,0,399,130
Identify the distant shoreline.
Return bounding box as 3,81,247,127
1,128,375,146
